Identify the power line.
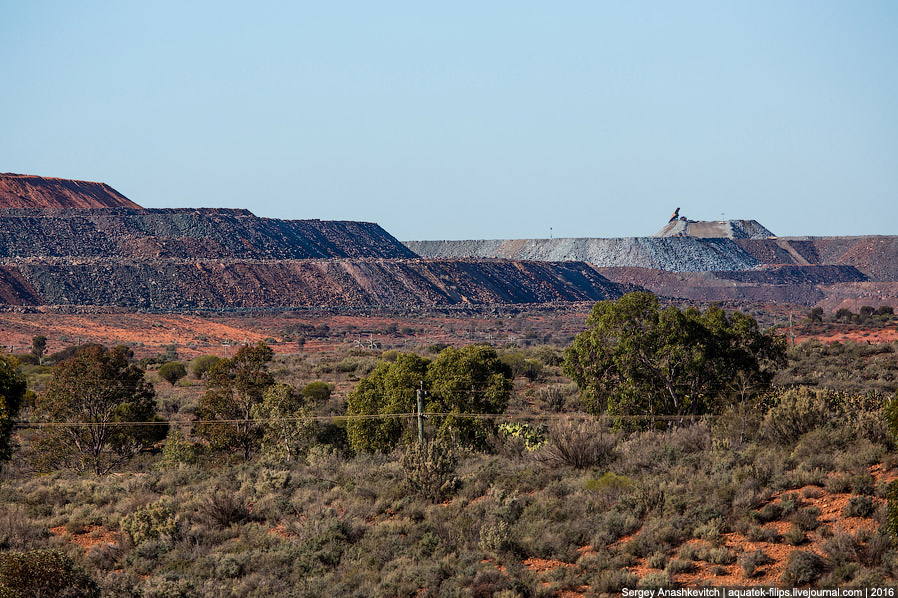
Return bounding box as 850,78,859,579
14,412,702,429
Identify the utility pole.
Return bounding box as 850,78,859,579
789,312,795,345
416,381,425,444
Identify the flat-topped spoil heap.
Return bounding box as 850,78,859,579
0,208,417,260
405,237,761,272
0,173,143,209
653,218,774,239
0,174,633,310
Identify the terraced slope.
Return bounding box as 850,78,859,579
596,265,869,305
738,237,898,282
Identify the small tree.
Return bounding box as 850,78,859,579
345,345,512,453
30,335,47,364
195,342,275,460
301,381,332,404
0,355,27,474
189,354,221,379
834,307,853,323
158,361,187,385
346,352,429,453
34,345,164,475
426,345,512,447
252,383,314,461
401,437,458,503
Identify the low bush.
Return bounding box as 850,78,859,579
739,549,774,578
844,496,876,518
781,550,827,586
120,502,180,546
791,506,821,531
664,558,694,575
784,524,807,546
0,549,100,598
196,491,252,528
537,417,617,469
401,438,458,503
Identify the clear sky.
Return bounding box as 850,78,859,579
2,1,896,240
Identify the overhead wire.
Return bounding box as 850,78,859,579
14,412,700,428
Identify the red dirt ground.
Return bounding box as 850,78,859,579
0,309,592,359
49,525,120,553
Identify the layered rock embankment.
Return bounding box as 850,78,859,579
0,258,626,310
0,208,417,260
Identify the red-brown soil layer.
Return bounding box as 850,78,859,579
0,173,142,209
0,307,595,359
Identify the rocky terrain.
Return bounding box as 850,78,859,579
0,174,638,310
738,237,898,282
2,174,894,312
405,237,761,272
406,223,898,308
0,173,143,209
407,233,898,282
0,257,625,309
0,208,417,260
595,265,870,305
654,218,774,239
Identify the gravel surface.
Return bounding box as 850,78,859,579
405,237,761,272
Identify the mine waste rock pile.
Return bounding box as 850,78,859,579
406,209,898,308
0,174,627,310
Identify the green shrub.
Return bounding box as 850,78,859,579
479,520,513,555
739,549,774,577
584,472,634,504
851,473,875,496
157,362,187,385
497,423,545,451
792,506,821,531
188,355,220,379
120,502,180,545
750,502,783,523
0,549,99,598
825,473,853,494
160,429,202,467
762,387,831,443
697,546,736,565
746,526,782,543
784,524,807,546
638,571,672,590
301,381,332,404
781,550,827,586
646,551,668,570
844,496,876,518
664,558,694,575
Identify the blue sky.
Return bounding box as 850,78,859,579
2,1,896,240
